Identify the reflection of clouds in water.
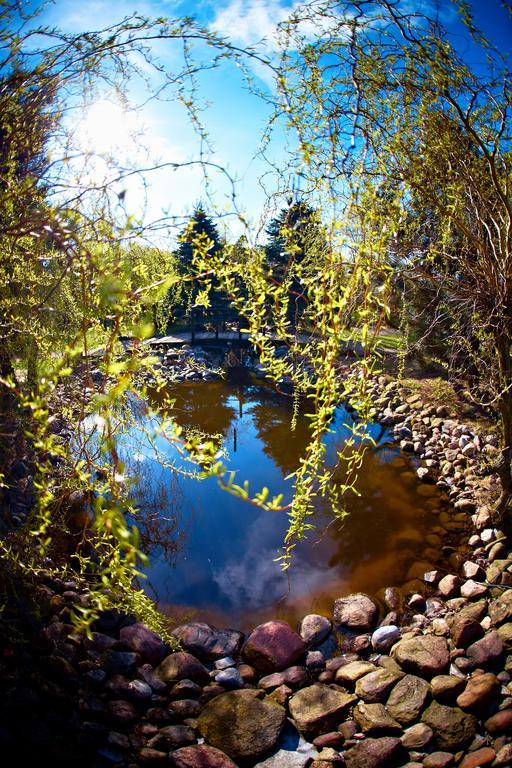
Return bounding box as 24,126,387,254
212,511,339,610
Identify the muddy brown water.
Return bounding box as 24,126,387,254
121,379,453,631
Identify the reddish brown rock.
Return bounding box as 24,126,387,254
458,747,496,768
169,745,238,768
449,616,484,649
466,631,504,666
484,708,512,734
343,736,403,768
242,621,307,673
456,672,500,714
119,622,167,665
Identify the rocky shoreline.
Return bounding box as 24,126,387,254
1,373,511,767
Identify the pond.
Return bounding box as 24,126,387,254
121,378,448,631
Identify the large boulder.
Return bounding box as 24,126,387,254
422,702,478,750
242,621,307,673
157,651,210,684
391,635,449,678
343,737,403,768
197,689,286,761
119,622,167,665
171,623,243,661
333,593,379,631
386,674,430,725
288,683,357,739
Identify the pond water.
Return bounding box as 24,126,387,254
121,379,447,631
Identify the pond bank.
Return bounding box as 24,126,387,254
1,372,511,767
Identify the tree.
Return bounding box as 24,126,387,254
266,0,512,522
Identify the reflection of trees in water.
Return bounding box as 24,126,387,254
124,453,190,566
166,382,237,438
250,393,312,476
323,452,433,578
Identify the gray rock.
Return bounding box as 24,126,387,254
215,668,244,688
299,614,332,645
333,593,379,631
386,674,431,725
371,625,400,652
254,750,314,768
172,622,243,661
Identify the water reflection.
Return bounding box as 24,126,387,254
119,379,446,629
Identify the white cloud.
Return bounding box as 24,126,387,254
211,0,296,48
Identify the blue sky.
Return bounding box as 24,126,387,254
19,0,512,242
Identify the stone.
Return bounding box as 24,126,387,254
299,614,332,645
169,699,201,719
437,575,459,598
197,690,286,761
421,702,478,750
255,750,313,768
486,559,511,585
259,666,309,691
489,590,512,625
214,657,235,670
456,672,500,714
215,668,244,688
391,635,449,678
158,725,196,747
169,745,238,768
333,593,379,631
461,580,487,599
466,631,504,666
288,683,357,739
138,748,167,762
458,747,496,768
450,616,484,648
371,625,400,652
103,650,138,676
494,744,512,766
423,753,454,768
343,736,403,768
157,652,210,684
386,674,431,725
431,675,466,703
107,700,138,725
243,621,307,673
172,623,243,661
497,621,512,649
462,561,485,580
353,702,402,735
119,622,167,665
313,732,344,749
355,668,404,703
400,722,433,749
484,708,512,734
334,661,375,687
